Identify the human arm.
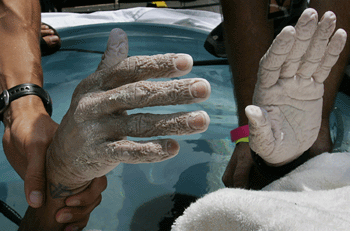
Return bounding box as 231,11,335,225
221,0,350,188
0,0,57,207
18,28,211,230
247,9,347,168
0,0,107,228
220,0,275,188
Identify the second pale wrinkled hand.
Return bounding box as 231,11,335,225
246,9,347,166
46,28,211,190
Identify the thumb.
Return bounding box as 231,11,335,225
97,28,129,71
245,105,275,161
24,146,47,208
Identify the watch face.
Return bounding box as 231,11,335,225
0,84,53,118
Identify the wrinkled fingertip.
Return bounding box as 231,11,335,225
190,78,211,101
279,26,296,39
175,54,193,72
335,28,348,40
328,29,348,56
188,111,210,132
166,139,180,156
301,8,318,20
321,11,336,22
245,105,266,127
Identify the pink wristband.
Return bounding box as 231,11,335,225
230,125,249,142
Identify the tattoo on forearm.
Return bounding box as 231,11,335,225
49,183,73,199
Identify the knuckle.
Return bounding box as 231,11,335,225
134,81,151,104
128,114,150,136
25,172,46,187
73,95,96,123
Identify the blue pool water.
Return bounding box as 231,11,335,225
1,22,350,230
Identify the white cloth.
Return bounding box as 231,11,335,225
172,152,350,230
41,7,222,32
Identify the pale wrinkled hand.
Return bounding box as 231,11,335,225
246,9,347,166
46,28,211,191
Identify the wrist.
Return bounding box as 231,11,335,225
230,125,249,143
2,95,49,126
46,143,91,195
1,84,53,126
250,148,310,181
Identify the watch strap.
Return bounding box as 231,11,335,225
0,83,52,121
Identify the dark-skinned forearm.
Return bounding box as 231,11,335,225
221,0,274,126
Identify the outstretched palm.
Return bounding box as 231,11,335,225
246,9,347,166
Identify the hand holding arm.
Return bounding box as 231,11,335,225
19,28,211,230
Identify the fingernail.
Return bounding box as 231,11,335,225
42,25,49,29
57,213,72,223
175,54,193,71
188,112,208,130
49,29,55,34
65,226,79,231
191,81,208,98
30,191,43,207
67,199,80,206
245,106,266,126
50,35,60,44
167,140,179,156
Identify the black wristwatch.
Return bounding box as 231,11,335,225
0,83,53,121
251,148,310,182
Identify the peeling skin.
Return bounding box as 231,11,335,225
247,9,347,166
46,28,211,192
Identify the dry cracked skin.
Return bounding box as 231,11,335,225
46,28,211,194
246,9,347,166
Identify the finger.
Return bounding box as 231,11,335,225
313,29,347,83
56,195,101,224
42,35,60,47
41,29,55,36
97,28,129,71
97,53,193,90
297,11,337,79
74,78,210,121
258,26,296,88
66,176,107,207
104,139,180,164
101,111,210,138
24,148,47,208
281,8,318,78
41,24,50,30
245,105,275,161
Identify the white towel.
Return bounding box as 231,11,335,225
41,7,221,32
172,152,350,230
